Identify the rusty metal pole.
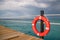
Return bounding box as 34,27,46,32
40,10,44,39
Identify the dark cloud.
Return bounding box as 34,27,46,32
0,0,60,18
0,0,4,2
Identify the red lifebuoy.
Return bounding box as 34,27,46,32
32,16,50,36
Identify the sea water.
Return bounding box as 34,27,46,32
0,17,60,40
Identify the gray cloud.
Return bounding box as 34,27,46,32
0,0,60,19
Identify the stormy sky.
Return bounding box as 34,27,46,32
0,0,60,19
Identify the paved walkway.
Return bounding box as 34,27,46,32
0,26,43,40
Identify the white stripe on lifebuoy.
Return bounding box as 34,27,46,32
37,33,39,36
46,27,49,30
39,16,41,19
32,24,34,26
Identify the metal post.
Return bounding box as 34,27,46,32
40,10,44,39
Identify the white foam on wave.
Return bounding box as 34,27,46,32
37,22,60,25
7,20,60,25
50,23,60,25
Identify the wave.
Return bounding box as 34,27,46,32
50,23,60,25
12,21,60,25
37,22,60,25
2,20,60,25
